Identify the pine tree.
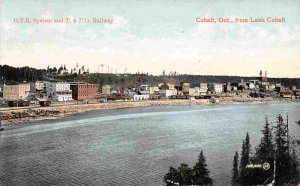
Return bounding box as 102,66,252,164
178,164,193,185
239,133,251,184
255,117,274,161
274,115,290,184
232,151,239,185
164,167,180,185
253,117,275,184
273,114,299,185
192,151,213,185
240,140,246,170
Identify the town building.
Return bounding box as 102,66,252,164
70,82,98,100
107,93,131,101
133,94,149,101
3,83,30,100
102,85,111,95
199,83,208,95
208,83,223,93
181,83,190,95
149,86,159,95
45,82,72,101
246,82,255,90
189,88,200,97
30,81,46,95
139,85,150,91
223,82,231,93
160,88,178,98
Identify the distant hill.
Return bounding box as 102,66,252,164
1,65,299,88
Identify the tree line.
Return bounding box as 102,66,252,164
0,65,46,83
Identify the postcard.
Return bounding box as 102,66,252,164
0,0,299,185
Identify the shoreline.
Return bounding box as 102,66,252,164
0,98,298,125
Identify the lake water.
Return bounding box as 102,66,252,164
0,103,299,186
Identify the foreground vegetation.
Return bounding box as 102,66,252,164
232,115,299,185
164,115,299,185
164,151,213,185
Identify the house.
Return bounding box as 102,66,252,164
140,85,150,91
208,83,223,93
3,83,30,100
189,88,201,97
181,83,190,95
133,94,149,101
275,85,285,93
167,83,176,90
223,82,232,93
199,83,208,95
249,80,260,85
149,86,159,95
30,81,46,95
107,93,131,101
268,84,275,91
45,82,72,101
70,82,98,100
246,82,255,90
102,85,111,95
280,91,293,98
159,83,178,97
160,89,178,98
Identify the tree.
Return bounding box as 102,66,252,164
58,66,63,74
164,167,180,185
255,117,274,161
239,133,252,184
232,151,239,185
164,151,213,185
178,164,193,185
53,67,57,74
192,151,213,185
234,115,299,185
252,117,275,185
273,114,299,184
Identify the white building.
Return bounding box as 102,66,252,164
45,82,72,101
208,83,223,93
160,89,178,97
247,82,255,90
133,94,149,101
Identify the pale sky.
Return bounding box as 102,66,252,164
0,0,300,77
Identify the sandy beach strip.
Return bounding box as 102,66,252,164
0,98,297,125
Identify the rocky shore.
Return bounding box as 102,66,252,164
0,98,297,125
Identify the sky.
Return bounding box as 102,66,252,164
0,0,300,77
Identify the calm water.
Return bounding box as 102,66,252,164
0,103,299,186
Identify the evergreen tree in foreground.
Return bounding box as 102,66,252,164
192,151,213,185
164,151,213,185
239,132,252,184
233,115,299,185
231,151,239,185
253,117,275,184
